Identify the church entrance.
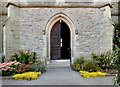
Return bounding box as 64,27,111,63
50,21,71,60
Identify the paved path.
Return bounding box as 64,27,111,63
2,67,115,85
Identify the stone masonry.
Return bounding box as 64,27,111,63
0,0,119,64
0,0,7,55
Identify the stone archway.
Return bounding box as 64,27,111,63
45,13,75,64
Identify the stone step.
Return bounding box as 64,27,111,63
47,60,71,68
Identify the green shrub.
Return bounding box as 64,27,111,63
72,64,81,71
72,57,102,72
92,51,116,69
113,23,120,85
113,23,120,50
73,57,86,64
83,60,103,72
71,57,85,71
31,61,46,73
10,50,36,64
15,60,46,74
114,45,120,85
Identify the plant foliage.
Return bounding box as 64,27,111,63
0,62,21,76
72,57,102,72
113,23,120,85
12,72,41,80
79,71,106,78
71,57,86,71
31,61,46,73
83,60,103,72
92,51,116,70
10,50,36,64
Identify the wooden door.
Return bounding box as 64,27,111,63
51,21,71,60
51,22,61,60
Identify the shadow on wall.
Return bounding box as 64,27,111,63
0,53,5,63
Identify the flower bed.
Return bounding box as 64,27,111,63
0,50,46,80
79,71,107,78
12,72,42,80
0,61,21,76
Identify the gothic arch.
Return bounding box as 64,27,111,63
45,13,75,63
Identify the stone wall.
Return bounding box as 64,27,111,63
0,21,3,54
111,2,119,24
5,5,20,60
14,5,114,61
0,0,7,55
4,0,115,63
0,16,3,54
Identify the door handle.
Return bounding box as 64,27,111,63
61,38,62,47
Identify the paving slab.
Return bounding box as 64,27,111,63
2,67,115,85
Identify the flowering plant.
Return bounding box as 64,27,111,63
79,71,106,78
11,50,36,64
0,61,21,76
12,72,41,80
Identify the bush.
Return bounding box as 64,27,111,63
73,57,86,64
113,23,120,50
72,51,116,72
0,61,21,76
83,60,103,72
12,72,41,80
113,23,120,85
72,57,102,72
16,64,32,74
71,57,85,71
10,50,36,64
114,46,120,85
72,64,81,71
92,51,116,69
16,61,46,74
31,61,46,73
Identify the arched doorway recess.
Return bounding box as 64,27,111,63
45,13,75,64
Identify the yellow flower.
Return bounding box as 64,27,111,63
79,71,106,78
12,72,42,80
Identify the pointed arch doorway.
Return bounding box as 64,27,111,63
50,20,71,60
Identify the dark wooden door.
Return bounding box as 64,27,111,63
51,22,61,60
51,21,71,60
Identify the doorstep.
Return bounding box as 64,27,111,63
47,59,71,68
